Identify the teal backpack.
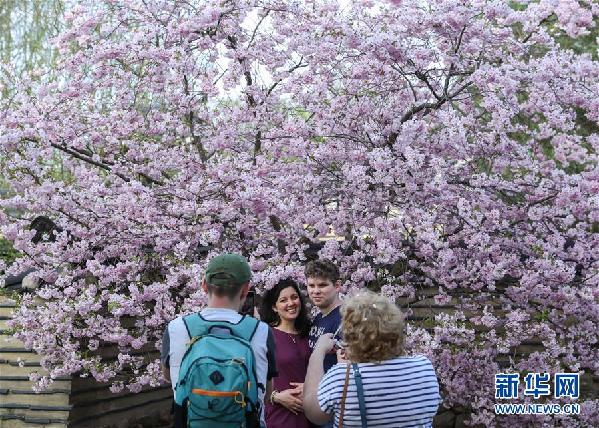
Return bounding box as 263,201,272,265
175,314,262,428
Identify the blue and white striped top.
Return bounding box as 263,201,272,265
317,355,441,428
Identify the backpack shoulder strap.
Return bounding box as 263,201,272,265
182,313,211,338
182,313,260,341
230,315,260,342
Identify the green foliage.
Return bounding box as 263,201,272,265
539,139,554,159
508,1,528,12
0,236,19,266
575,107,599,141
0,0,64,76
534,308,551,322
564,160,587,175
475,158,493,174
555,24,599,61
0,287,21,304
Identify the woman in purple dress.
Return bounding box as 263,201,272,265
260,279,315,428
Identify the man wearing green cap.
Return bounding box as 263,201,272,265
161,253,277,427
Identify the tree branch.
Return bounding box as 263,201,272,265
522,14,554,44
265,56,306,97
387,81,473,147
183,74,208,163
48,141,164,186
401,81,473,123
247,10,271,48
50,142,130,182
415,70,442,100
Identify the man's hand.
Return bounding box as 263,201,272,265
313,333,335,356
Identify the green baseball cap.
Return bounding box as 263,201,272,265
205,253,252,287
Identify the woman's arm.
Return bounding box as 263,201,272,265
303,333,335,425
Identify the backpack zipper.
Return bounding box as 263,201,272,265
179,356,250,388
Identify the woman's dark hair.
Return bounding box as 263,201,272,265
259,279,311,337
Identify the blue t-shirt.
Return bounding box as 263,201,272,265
309,305,342,373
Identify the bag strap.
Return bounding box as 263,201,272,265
338,363,351,428
232,316,260,342
352,363,368,428
182,314,209,338
183,313,259,342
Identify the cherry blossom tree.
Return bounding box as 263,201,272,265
1,0,597,425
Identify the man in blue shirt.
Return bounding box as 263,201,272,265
305,259,343,428
306,259,343,375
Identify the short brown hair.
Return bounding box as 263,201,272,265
304,259,339,282
205,274,245,299
342,291,404,363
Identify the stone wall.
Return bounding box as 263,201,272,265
0,295,172,428
1,296,71,428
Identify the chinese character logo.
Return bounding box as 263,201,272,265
523,373,551,399
554,373,579,399
495,373,519,399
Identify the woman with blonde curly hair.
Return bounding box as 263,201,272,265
303,291,440,427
